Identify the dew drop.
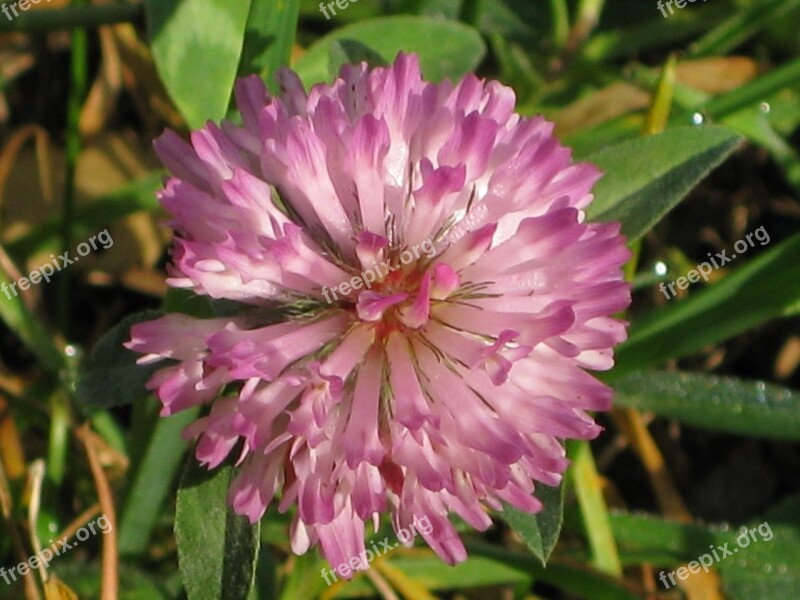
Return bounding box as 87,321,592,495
760,102,771,113
755,381,767,403
653,261,668,277
764,564,773,573
64,344,78,358
691,112,705,126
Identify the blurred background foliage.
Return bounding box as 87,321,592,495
0,0,799,598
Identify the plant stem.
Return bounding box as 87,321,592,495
569,440,622,576
549,0,570,50
59,0,89,337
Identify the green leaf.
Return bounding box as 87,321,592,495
720,496,800,599
176,461,261,600
327,39,388,81
377,0,461,19
76,311,164,409
687,0,800,58
613,371,800,441
248,544,279,600
0,272,63,374
608,497,800,600
724,104,800,194
605,512,716,566
499,480,565,566
468,544,642,600
584,125,742,242
697,56,800,121
145,0,252,127
582,13,719,63
118,404,199,556
611,233,800,378
238,0,300,89
118,286,229,556
292,16,486,88
528,562,641,600
627,60,800,192
470,0,547,45
383,553,530,592
563,113,643,159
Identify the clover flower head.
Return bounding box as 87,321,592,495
127,53,631,572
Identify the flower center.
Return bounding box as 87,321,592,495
347,259,458,334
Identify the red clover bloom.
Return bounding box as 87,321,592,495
126,53,631,572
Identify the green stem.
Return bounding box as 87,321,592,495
688,0,793,58
576,0,605,25
700,56,800,119
47,391,70,485
0,274,63,373
549,0,570,50
642,54,677,137
569,440,622,576
0,3,142,33
573,0,604,40
59,0,89,337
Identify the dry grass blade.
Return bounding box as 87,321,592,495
76,424,118,600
